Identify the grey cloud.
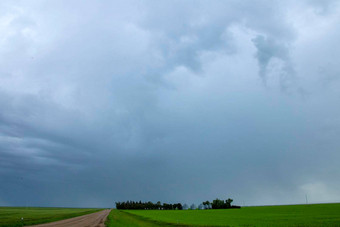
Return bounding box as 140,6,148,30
1,0,340,208
252,35,296,91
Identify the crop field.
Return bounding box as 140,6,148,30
0,207,103,227
109,203,340,226
105,209,177,227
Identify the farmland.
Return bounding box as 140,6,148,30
2,203,340,226
0,207,102,227
110,203,340,226
105,209,177,227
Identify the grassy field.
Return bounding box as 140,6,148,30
0,207,103,227
108,203,340,226
105,209,180,227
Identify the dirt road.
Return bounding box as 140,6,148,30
28,209,111,227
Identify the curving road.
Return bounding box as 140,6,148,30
28,209,111,227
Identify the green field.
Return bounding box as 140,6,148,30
105,209,179,227
0,207,103,227
107,203,340,227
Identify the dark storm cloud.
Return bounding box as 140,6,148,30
1,0,340,207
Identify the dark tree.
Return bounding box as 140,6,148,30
225,198,233,208
204,198,239,209
115,200,183,210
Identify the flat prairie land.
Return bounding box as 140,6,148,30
109,203,340,227
105,209,177,227
0,207,103,227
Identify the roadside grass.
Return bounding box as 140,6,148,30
0,207,103,227
122,203,340,226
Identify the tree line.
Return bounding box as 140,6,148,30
202,198,240,209
115,198,240,210
115,201,183,210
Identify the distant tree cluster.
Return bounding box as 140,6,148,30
202,198,240,209
115,201,183,210
115,198,240,210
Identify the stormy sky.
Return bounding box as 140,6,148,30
1,0,340,208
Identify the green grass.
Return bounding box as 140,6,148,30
110,203,340,226
0,207,103,227
105,209,181,227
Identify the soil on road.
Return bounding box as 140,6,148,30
28,209,111,227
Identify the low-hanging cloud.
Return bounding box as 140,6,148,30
252,35,296,91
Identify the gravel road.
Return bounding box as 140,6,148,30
28,209,111,227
